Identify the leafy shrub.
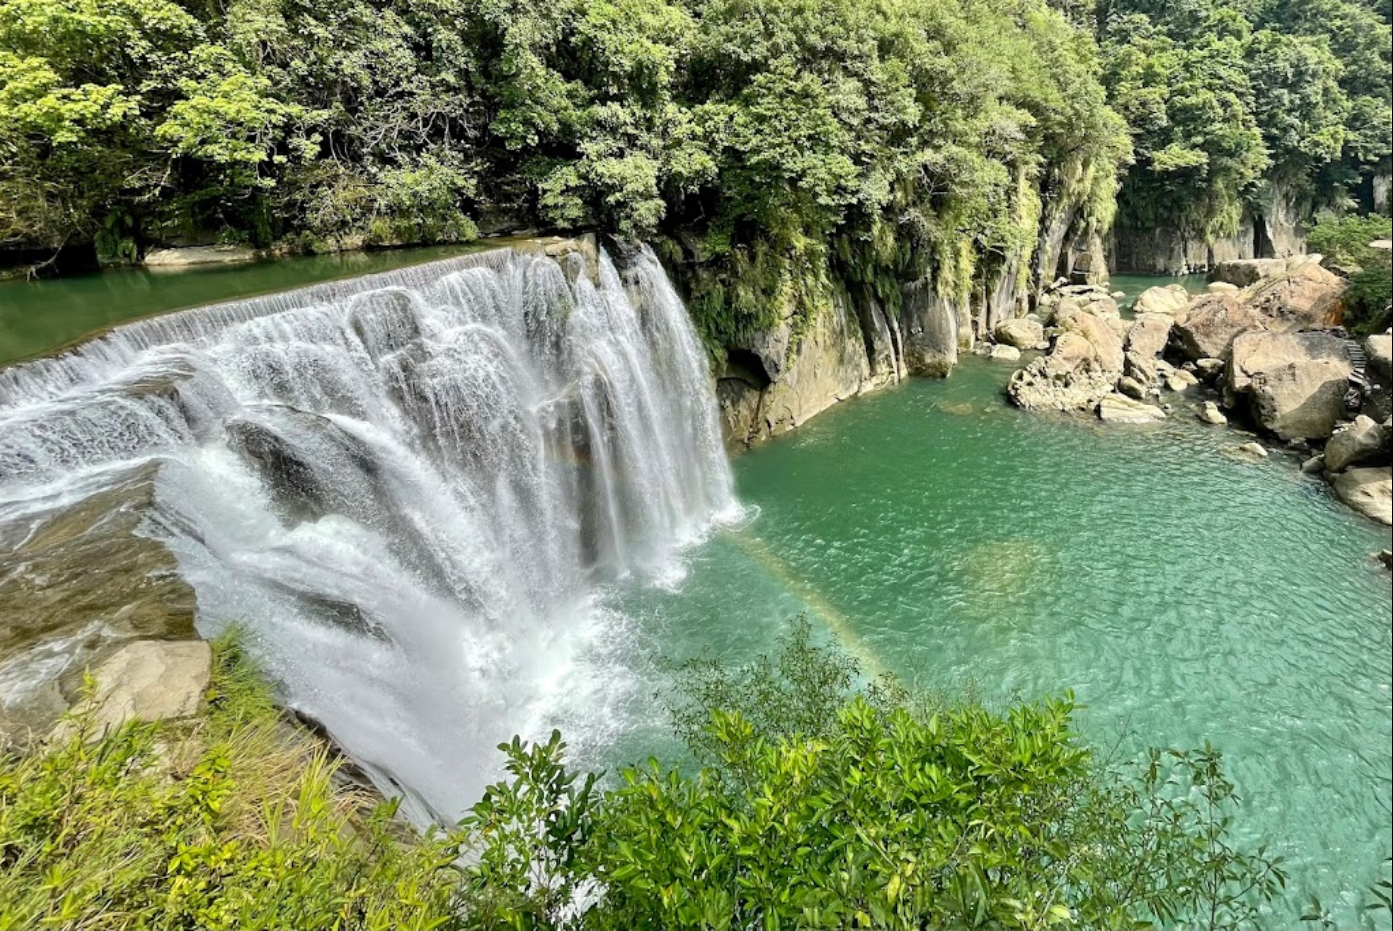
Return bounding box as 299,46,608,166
459,619,1291,930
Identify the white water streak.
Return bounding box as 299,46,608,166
0,244,736,819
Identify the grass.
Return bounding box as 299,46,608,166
0,633,463,931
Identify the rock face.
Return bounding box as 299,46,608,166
1324,416,1391,472
1097,393,1166,423
1132,284,1191,317
1332,467,1393,525
994,317,1045,349
719,291,893,450
73,640,212,734
144,244,258,267
1228,331,1352,439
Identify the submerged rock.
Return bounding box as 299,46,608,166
989,344,1022,363
1237,441,1269,459
1302,454,1326,474
1332,467,1393,525
1324,416,1391,472
0,465,196,741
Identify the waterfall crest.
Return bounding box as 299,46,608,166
0,241,736,818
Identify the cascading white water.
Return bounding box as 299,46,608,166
0,242,737,819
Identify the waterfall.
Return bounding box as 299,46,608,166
0,241,737,819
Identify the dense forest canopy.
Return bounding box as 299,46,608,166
0,0,1389,337
1094,0,1392,241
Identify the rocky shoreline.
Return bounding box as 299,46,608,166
995,255,1392,532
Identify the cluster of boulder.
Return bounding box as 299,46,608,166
999,255,1393,529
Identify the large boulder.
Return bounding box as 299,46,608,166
1324,415,1391,472
1133,284,1190,317
994,317,1045,350
1174,293,1270,361
1331,467,1393,525
1228,331,1353,440
1125,313,1174,360
1242,260,1346,330
1008,333,1115,411
1209,258,1291,288
1097,393,1166,423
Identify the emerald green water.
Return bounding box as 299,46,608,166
0,245,484,366
1109,272,1209,303
597,360,1392,922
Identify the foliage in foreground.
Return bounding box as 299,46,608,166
0,636,462,931
460,620,1294,930
4,623,1389,930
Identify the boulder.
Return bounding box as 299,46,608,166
1133,284,1190,317
1331,467,1393,525
68,640,212,734
1228,330,1353,440
1125,313,1174,361
1237,441,1269,458
1206,281,1240,293
989,344,1022,363
1098,393,1166,423
1009,298,1128,412
1174,293,1269,361
1198,401,1228,425
144,244,257,267
1242,261,1347,330
1166,369,1199,392
1378,550,1393,570
1117,376,1148,401
1209,258,1291,287
1302,455,1326,474
994,317,1045,350
1324,415,1391,472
